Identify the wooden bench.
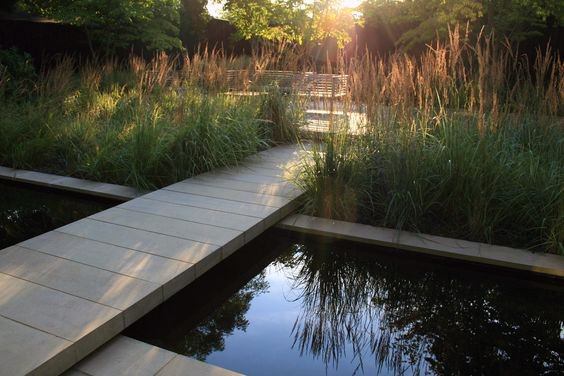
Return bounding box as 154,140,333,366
226,70,348,98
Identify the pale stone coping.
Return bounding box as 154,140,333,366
64,335,243,376
0,145,305,376
278,214,564,278
0,166,142,201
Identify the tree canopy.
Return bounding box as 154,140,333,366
180,0,209,50
17,0,183,52
8,0,562,54
223,0,358,47
361,0,563,51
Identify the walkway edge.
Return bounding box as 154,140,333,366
277,214,564,278
0,166,142,201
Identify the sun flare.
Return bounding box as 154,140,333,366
337,0,363,9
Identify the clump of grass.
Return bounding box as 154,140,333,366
298,30,563,254
259,84,305,144
0,51,299,190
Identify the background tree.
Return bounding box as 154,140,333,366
224,0,309,44
223,0,357,47
361,0,483,51
180,0,209,51
483,0,564,42
361,0,563,52
17,0,183,53
309,0,359,48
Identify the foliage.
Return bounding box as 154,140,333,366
297,32,563,253
362,0,483,51
259,85,304,143
224,0,308,43
223,0,357,47
0,52,296,189
309,0,359,48
17,0,183,52
180,0,209,49
0,48,36,97
361,0,563,51
483,0,564,41
0,0,19,11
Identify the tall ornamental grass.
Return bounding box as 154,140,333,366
298,29,563,254
0,51,302,189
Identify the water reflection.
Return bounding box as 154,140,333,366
0,182,112,247
287,242,564,375
126,231,564,375
173,273,268,359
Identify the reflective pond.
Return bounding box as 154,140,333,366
0,181,114,248
126,230,564,375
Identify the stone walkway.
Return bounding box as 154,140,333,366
63,335,241,376
0,145,304,376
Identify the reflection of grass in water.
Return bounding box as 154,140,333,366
181,272,269,360
287,242,564,375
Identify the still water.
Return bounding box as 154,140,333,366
127,230,564,375
0,181,113,248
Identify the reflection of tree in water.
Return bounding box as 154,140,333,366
180,272,269,360
286,243,564,375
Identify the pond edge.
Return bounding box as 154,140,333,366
277,214,564,278
0,165,142,201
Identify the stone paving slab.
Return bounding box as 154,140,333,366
0,316,73,376
146,189,278,218
64,336,242,376
20,232,190,285
165,181,290,207
13,170,63,186
58,219,220,266
156,355,242,376
0,246,162,310
70,336,175,376
119,198,263,232
0,273,124,342
188,175,301,198
205,165,288,179
90,208,244,247
0,165,16,179
205,171,288,185
0,145,303,375
279,214,564,278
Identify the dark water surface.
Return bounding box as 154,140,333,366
0,181,114,248
126,231,564,375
